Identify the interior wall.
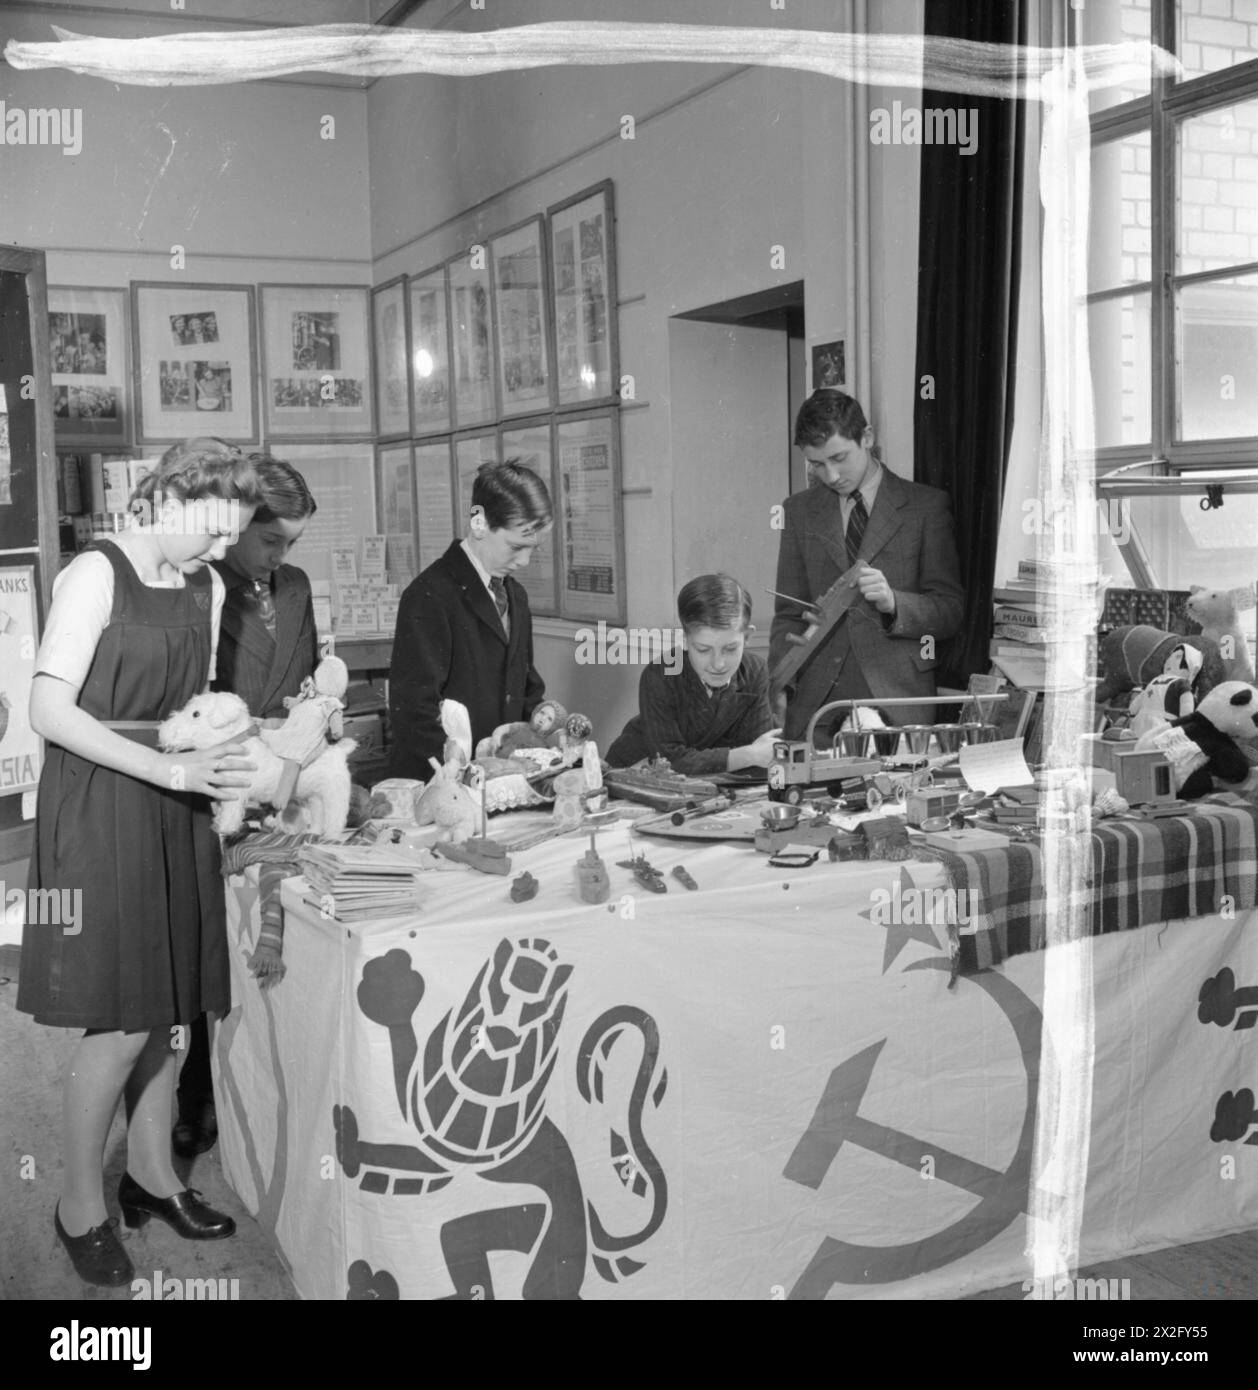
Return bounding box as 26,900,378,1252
0,11,373,398
370,58,817,732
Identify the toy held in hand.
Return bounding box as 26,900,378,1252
158,690,357,836
1134,680,1258,799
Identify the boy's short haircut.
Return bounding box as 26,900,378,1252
678,573,753,633
245,454,317,524
472,459,553,533
793,389,870,449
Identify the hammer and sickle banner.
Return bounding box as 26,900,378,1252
217,862,1258,1299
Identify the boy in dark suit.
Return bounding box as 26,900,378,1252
173,449,320,1158
389,460,550,781
770,390,963,741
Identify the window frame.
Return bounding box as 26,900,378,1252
1077,0,1258,475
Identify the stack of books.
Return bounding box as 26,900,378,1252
991,784,1041,827
296,843,428,922
990,560,1102,690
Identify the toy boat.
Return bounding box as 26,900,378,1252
604,763,721,811
616,853,668,893
434,838,512,875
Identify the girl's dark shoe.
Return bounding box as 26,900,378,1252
118,1173,236,1240
54,1203,134,1287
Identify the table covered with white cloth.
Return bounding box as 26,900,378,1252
214,816,1258,1299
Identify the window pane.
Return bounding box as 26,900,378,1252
1123,482,1258,606
1177,100,1258,275
1090,132,1152,291
1177,273,1258,439
1177,0,1258,83
1089,292,1152,446
1083,0,1153,113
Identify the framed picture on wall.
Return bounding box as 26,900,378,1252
500,418,558,615
131,281,258,444
415,438,455,570
547,180,618,409
49,287,130,444
275,441,375,589
490,216,552,420
371,277,411,440
454,432,499,527
260,283,373,440
447,248,497,428
408,266,452,436
376,442,418,587
555,409,625,624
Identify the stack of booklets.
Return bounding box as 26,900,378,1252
991,784,1041,826
296,843,427,922
990,559,1102,690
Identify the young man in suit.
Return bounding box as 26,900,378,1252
389,460,550,781
173,450,320,1158
769,390,964,742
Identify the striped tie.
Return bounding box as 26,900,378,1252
846,493,868,568
490,576,509,624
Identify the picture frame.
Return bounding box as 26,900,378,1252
490,216,553,420
371,276,411,440
500,418,558,615
408,265,452,436
447,247,497,428
131,281,258,444
415,438,455,570
274,441,376,588
454,431,499,527
49,286,130,444
547,180,619,410
260,283,373,440
376,441,418,588
555,409,626,624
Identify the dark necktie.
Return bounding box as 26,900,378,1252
846,492,868,568
490,576,508,625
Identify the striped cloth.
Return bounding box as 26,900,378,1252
220,830,324,980
928,794,1258,973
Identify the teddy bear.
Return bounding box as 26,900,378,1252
157,690,358,836
1186,584,1257,685
1134,680,1258,799
1127,643,1204,740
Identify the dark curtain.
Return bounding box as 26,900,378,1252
913,0,1027,689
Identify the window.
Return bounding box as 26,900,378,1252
1078,0,1258,470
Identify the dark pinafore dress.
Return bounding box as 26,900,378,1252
16,540,228,1033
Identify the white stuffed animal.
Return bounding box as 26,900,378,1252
158,690,357,836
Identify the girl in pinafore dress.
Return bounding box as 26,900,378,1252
17,439,262,1286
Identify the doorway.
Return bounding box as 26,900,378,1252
668,282,805,654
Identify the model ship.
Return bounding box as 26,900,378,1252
603,760,722,810
616,853,668,893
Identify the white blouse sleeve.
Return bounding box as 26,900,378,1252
35,551,115,690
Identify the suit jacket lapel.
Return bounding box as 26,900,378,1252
856,469,907,565
804,486,852,580
444,542,508,647
260,569,305,709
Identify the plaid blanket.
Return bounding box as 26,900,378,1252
928,794,1258,972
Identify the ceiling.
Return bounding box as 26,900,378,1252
3,0,469,87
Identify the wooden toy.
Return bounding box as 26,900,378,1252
576,822,611,904
769,561,867,695
510,871,539,902
671,865,698,891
